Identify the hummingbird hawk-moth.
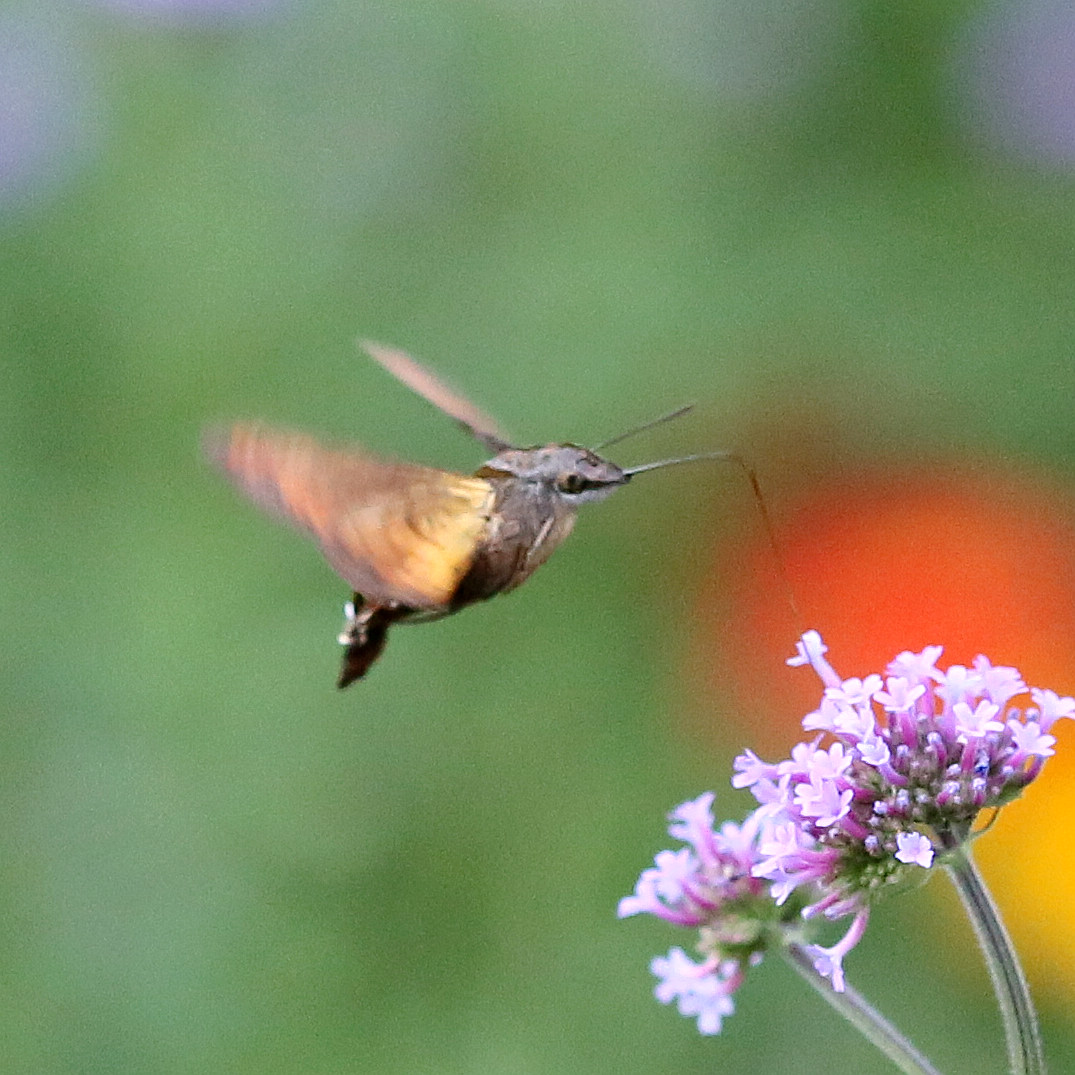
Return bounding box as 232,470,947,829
207,342,750,687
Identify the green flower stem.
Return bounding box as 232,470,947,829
940,833,1045,1075
783,944,942,1075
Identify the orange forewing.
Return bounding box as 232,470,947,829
206,424,496,609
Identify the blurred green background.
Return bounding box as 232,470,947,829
6,1,1075,1072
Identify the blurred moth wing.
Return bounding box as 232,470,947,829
361,340,510,451
206,424,496,610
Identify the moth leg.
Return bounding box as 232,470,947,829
337,593,408,688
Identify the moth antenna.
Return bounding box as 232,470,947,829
360,340,512,453
624,451,803,633
593,404,695,452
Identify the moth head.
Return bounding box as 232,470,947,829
485,444,630,504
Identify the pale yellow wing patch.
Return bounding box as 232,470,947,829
333,477,494,607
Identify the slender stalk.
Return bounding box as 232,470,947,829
784,945,943,1075
939,833,1045,1075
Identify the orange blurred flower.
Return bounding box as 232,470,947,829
696,460,1075,996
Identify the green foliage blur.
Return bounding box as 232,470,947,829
5,2,1075,1072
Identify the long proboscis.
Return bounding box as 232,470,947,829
624,450,803,632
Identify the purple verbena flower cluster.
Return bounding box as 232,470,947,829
619,631,1072,1034
617,792,785,1034
747,631,1068,913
